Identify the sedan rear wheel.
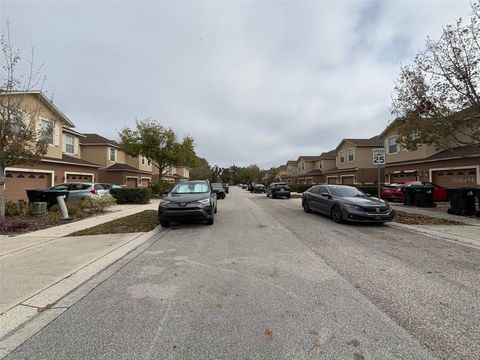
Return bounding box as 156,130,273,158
331,205,343,223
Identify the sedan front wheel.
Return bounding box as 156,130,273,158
331,205,344,223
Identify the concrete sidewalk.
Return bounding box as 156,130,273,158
0,200,162,342
389,203,480,249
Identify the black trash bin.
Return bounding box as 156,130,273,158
403,184,436,207
26,189,69,208
447,188,478,216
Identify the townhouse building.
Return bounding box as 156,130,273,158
3,91,101,201
80,134,153,188
323,136,385,185
154,165,190,184
284,160,298,184
297,151,337,185
381,119,480,188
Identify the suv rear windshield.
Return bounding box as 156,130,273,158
172,182,209,194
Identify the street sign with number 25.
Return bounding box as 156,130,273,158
372,148,386,166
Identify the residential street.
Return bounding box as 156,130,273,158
5,188,480,360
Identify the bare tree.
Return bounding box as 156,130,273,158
392,1,480,150
0,22,52,221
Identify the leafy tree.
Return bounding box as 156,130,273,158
189,157,212,180
0,24,52,221
392,1,480,150
119,119,197,181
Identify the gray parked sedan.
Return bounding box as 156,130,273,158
302,184,395,223
49,182,112,201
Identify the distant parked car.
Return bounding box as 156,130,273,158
267,182,291,199
223,183,229,194
49,182,112,201
252,184,267,194
158,180,217,227
302,184,394,224
211,183,226,199
381,181,448,202
247,183,256,192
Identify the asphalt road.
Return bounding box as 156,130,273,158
5,188,480,360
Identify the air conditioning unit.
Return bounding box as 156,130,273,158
30,202,47,216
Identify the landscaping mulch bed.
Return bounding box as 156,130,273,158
70,210,159,236
0,210,103,236
393,210,466,225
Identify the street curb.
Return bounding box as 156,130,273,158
0,226,163,344
388,222,480,250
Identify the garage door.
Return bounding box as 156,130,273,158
5,171,51,201
327,177,337,184
66,174,93,183
391,171,418,183
141,178,150,187
341,176,355,185
126,177,138,188
432,168,477,188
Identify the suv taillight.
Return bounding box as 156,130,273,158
90,189,97,195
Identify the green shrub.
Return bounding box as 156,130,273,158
289,184,312,193
356,186,380,198
110,188,152,204
149,181,173,196
5,200,29,217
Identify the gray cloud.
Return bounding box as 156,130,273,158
1,0,472,168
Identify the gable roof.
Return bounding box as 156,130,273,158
81,133,120,148
335,136,384,151
286,160,297,165
105,162,152,174
2,90,75,127
318,150,336,159
297,155,321,162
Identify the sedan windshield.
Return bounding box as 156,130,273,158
329,186,365,198
172,182,209,194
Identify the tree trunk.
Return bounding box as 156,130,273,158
0,164,6,223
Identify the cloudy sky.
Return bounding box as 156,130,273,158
1,0,473,168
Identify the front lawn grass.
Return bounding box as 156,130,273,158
70,210,158,236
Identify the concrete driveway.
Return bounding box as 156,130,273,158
4,188,479,359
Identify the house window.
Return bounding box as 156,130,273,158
347,148,354,162
340,151,345,163
65,134,75,154
110,147,117,161
388,136,398,154
41,119,54,145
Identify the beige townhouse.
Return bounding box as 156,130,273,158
3,91,101,201
323,136,385,185
297,150,337,185
284,160,298,184
380,119,480,188
276,165,287,181
80,134,153,188
154,165,190,184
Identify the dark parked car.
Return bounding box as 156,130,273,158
158,180,217,227
223,183,229,194
247,183,256,191
211,183,226,199
267,182,291,199
252,184,267,193
302,184,395,223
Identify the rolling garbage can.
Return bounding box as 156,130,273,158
447,188,478,216
403,184,436,207
26,189,69,209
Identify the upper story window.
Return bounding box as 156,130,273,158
339,151,345,163
65,134,75,154
110,147,117,161
299,162,304,171
141,156,145,165
388,136,398,154
41,119,54,145
347,148,354,162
